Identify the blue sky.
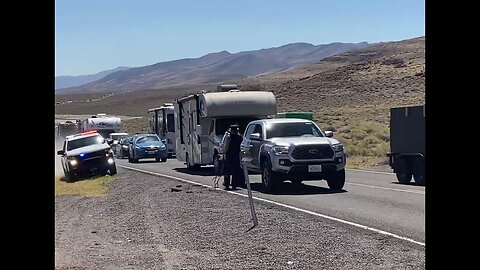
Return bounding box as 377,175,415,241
55,0,424,76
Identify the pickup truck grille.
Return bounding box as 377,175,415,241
291,144,334,160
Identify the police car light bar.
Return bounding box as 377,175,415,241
80,130,98,135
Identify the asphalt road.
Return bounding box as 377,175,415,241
114,157,425,245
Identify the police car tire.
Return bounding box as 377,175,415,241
109,165,117,175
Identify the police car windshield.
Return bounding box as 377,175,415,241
266,122,324,139
67,135,104,151
136,136,159,144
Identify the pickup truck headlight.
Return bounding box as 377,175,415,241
160,145,166,150
332,144,344,152
273,145,290,155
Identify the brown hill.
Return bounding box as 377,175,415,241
233,37,425,169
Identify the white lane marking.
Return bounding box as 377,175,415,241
347,168,395,175
118,165,425,247
347,182,425,195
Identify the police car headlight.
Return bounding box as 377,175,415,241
69,159,78,166
107,158,114,164
273,145,289,155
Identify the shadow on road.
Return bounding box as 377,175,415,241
391,181,425,187
173,167,215,176
249,181,347,195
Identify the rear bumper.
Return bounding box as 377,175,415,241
136,149,168,159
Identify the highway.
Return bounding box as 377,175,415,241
115,157,425,245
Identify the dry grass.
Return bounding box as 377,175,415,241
55,175,116,197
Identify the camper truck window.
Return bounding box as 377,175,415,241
167,114,175,132
215,117,258,136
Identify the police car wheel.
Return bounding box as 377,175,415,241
109,164,117,175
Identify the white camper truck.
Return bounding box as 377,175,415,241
175,88,277,170
81,113,122,139
148,103,176,156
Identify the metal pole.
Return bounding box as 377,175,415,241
242,160,258,228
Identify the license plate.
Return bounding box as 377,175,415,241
147,151,156,154
308,165,322,172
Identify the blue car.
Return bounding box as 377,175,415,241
128,133,168,163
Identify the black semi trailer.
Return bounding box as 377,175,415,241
387,105,425,185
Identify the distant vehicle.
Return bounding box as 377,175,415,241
114,136,133,158
79,113,122,139
128,133,168,163
57,121,78,137
109,132,129,151
57,130,116,181
240,118,346,193
148,103,176,157
175,85,277,170
387,105,425,185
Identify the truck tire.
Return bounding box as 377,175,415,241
326,169,345,190
396,157,412,184
161,158,167,162
412,157,425,185
261,160,277,193
291,179,303,185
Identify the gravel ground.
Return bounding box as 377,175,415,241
55,168,425,269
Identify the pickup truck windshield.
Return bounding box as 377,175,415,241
67,135,104,151
266,122,324,139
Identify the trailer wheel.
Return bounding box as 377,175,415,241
413,157,425,185
396,157,412,184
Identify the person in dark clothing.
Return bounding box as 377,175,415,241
222,124,243,190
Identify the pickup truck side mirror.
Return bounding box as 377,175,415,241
57,150,65,155
324,131,333,137
250,133,261,141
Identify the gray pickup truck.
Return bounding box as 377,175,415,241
240,118,346,193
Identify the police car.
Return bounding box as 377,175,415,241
57,130,117,181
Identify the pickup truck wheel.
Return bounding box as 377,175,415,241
262,160,277,193
327,169,345,190
291,179,303,185
396,158,412,184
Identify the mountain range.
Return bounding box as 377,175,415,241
55,67,131,90
55,41,369,94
